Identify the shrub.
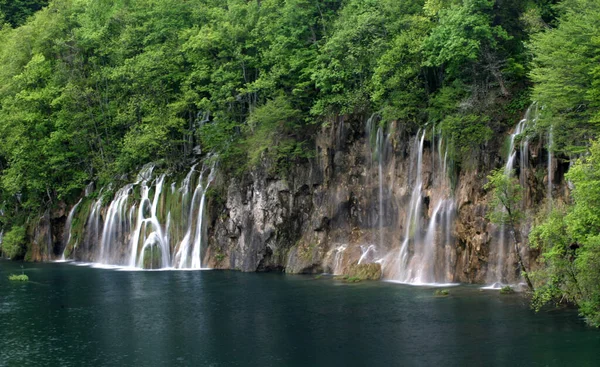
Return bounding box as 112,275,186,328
1,226,27,259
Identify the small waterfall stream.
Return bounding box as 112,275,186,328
60,198,82,261
547,126,554,207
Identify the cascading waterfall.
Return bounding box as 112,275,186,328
391,129,456,285
398,131,426,275
60,198,82,261
173,160,217,269
486,103,538,287
73,158,217,269
366,115,390,251
130,172,170,269
86,197,104,258
547,126,553,207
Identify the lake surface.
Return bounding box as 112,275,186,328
0,260,598,366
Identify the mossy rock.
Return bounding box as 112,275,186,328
8,274,29,281
334,275,364,283
142,245,162,269
434,289,450,296
344,262,382,281
500,286,515,294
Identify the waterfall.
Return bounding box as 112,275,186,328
396,131,425,279
358,244,377,265
86,198,104,259
391,129,456,285
486,103,538,288
60,198,82,261
73,158,217,269
332,244,347,275
365,115,393,259
173,159,217,269
377,127,385,252
547,126,553,207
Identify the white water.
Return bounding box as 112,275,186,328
398,131,426,276
60,198,82,261
173,160,217,269
331,244,347,275
485,103,539,288
358,244,377,265
74,159,217,269
391,128,456,285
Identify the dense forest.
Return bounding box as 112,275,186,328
0,0,599,326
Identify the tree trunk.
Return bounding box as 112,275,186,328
509,215,535,292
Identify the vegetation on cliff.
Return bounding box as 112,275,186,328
0,0,599,325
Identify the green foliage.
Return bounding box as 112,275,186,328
245,96,302,168
531,140,600,327
423,0,509,73
344,276,362,283
8,274,29,281
1,225,26,259
484,169,523,226
529,0,600,154
500,286,515,294
0,0,556,221
0,0,48,27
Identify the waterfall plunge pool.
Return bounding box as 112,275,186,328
1,260,598,366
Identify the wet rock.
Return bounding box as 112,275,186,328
345,262,382,281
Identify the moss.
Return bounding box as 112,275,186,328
206,186,225,209
215,252,226,264
434,289,450,296
333,275,362,283
8,274,29,281
500,286,515,294
345,276,362,283
298,242,317,261
345,263,382,281
142,245,162,269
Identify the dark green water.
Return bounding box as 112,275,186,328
0,260,598,366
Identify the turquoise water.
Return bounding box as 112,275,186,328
0,260,598,366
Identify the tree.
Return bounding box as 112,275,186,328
0,0,48,27
485,168,534,291
529,0,600,154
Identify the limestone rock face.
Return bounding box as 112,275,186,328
33,113,565,285
202,115,566,285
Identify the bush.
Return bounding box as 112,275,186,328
500,286,515,294
1,226,27,259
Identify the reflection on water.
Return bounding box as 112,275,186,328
0,260,598,366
